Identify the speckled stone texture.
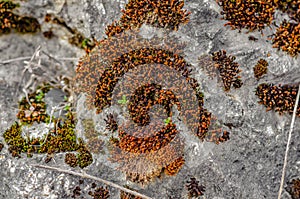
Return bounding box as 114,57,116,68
0,0,299,199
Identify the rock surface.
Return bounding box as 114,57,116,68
0,0,299,199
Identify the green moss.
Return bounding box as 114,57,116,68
3,111,93,168
76,139,93,168
3,122,27,156
17,84,51,125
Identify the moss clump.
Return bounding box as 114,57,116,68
212,50,243,91
3,111,93,168
88,186,110,199
253,59,268,79
65,152,78,167
105,0,190,37
286,178,300,199
17,84,51,125
256,83,300,116
3,122,26,157
272,20,300,57
217,0,275,32
104,113,118,132
0,0,40,35
186,177,205,198
163,156,185,176
76,139,93,168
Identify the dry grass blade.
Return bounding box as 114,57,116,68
278,84,300,199
31,164,153,199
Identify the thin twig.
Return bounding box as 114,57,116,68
0,56,78,65
0,56,32,64
277,84,300,199
31,164,153,199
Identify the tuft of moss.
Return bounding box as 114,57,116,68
17,84,51,125
0,0,40,35
186,177,206,197
76,139,93,168
105,0,190,37
88,186,110,199
65,152,78,167
286,178,300,199
217,0,275,32
3,111,93,168
3,122,26,157
256,83,300,116
253,59,268,79
272,20,300,57
211,50,243,91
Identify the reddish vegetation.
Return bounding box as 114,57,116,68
105,0,190,37
256,83,300,116
216,0,275,32
253,59,268,79
212,50,243,91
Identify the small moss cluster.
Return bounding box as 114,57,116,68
216,0,275,32
120,185,142,199
206,128,230,144
163,156,185,176
3,111,93,167
104,113,118,132
0,0,40,35
89,187,110,199
71,180,110,199
256,83,300,116
76,139,93,168
272,20,300,57
286,178,300,199
212,50,243,91
17,84,51,125
65,152,77,167
105,0,190,37
253,58,268,79
186,177,205,198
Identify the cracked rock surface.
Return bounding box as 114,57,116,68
0,0,299,199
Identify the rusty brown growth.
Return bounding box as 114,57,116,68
286,178,300,199
253,59,268,79
272,20,300,57
105,0,190,37
256,83,300,116
216,0,275,32
65,152,78,167
0,0,40,35
212,50,243,91
186,177,205,198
